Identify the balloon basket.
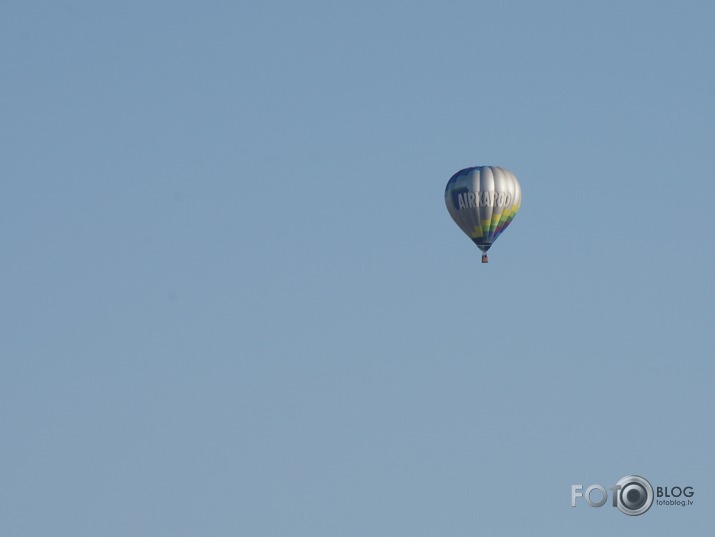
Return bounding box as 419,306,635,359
481,254,489,264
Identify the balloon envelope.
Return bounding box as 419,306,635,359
445,166,521,253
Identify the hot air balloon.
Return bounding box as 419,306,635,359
445,166,521,263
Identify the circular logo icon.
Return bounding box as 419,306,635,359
615,475,654,516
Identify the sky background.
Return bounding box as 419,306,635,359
2,1,714,535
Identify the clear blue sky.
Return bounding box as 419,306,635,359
2,1,714,535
